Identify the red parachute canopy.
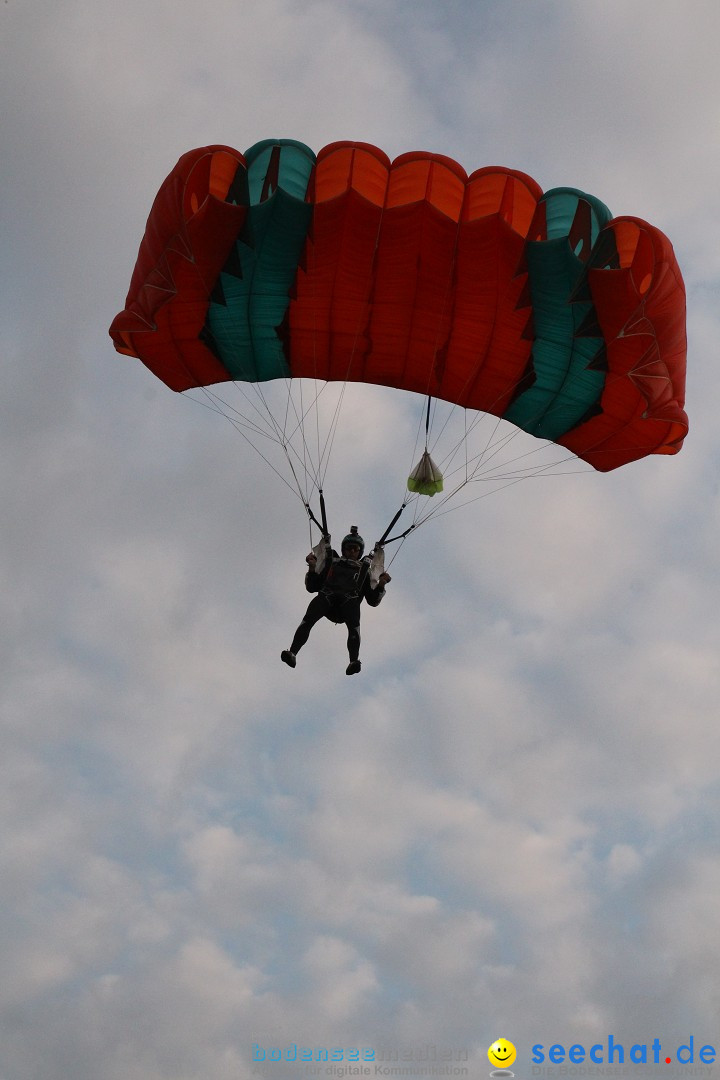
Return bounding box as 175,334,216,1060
111,140,687,472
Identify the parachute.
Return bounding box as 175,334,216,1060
110,139,687,545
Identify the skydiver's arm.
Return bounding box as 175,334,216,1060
305,551,331,593
364,571,391,606
305,554,321,592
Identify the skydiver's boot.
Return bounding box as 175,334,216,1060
346,659,361,675
282,619,312,668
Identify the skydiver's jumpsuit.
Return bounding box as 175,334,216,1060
288,552,387,663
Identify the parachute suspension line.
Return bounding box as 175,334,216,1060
195,377,330,522
398,432,588,537
316,380,348,488
298,377,328,521
430,404,485,484
248,376,356,514
190,384,286,450
194,383,289,444
281,379,338,483
393,387,592,539
407,359,539,510
219,371,343,530
445,413,526,484
188,386,311,507
389,406,443,545
408,418,580,521
403,397,483,522
312,370,323,489
246,380,320,502
296,377,313,498
178,359,330,530
400,311,607,530
385,535,406,569
411,458,585,526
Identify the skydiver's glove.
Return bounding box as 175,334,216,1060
378,572,391,587
306,553,318,567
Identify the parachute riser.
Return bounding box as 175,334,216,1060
306,485,420,556
305,491,330,542
373,504,418,546
382,523,417,545
319,490,329,538
377,503,407,547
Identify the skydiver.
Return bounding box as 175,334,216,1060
281,526,391,675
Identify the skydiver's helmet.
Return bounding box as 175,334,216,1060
341,526,365,557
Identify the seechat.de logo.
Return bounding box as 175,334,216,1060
531,1037,717,1066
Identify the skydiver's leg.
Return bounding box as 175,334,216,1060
342,598,362,674
288,595,330,655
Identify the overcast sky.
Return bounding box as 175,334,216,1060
2,2,720,1078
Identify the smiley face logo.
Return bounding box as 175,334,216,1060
488,1039,517,1069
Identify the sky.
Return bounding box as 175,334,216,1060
2,1,720,1078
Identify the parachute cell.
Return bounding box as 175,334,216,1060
110,140,687,473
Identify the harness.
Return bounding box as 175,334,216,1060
321,557,364,602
